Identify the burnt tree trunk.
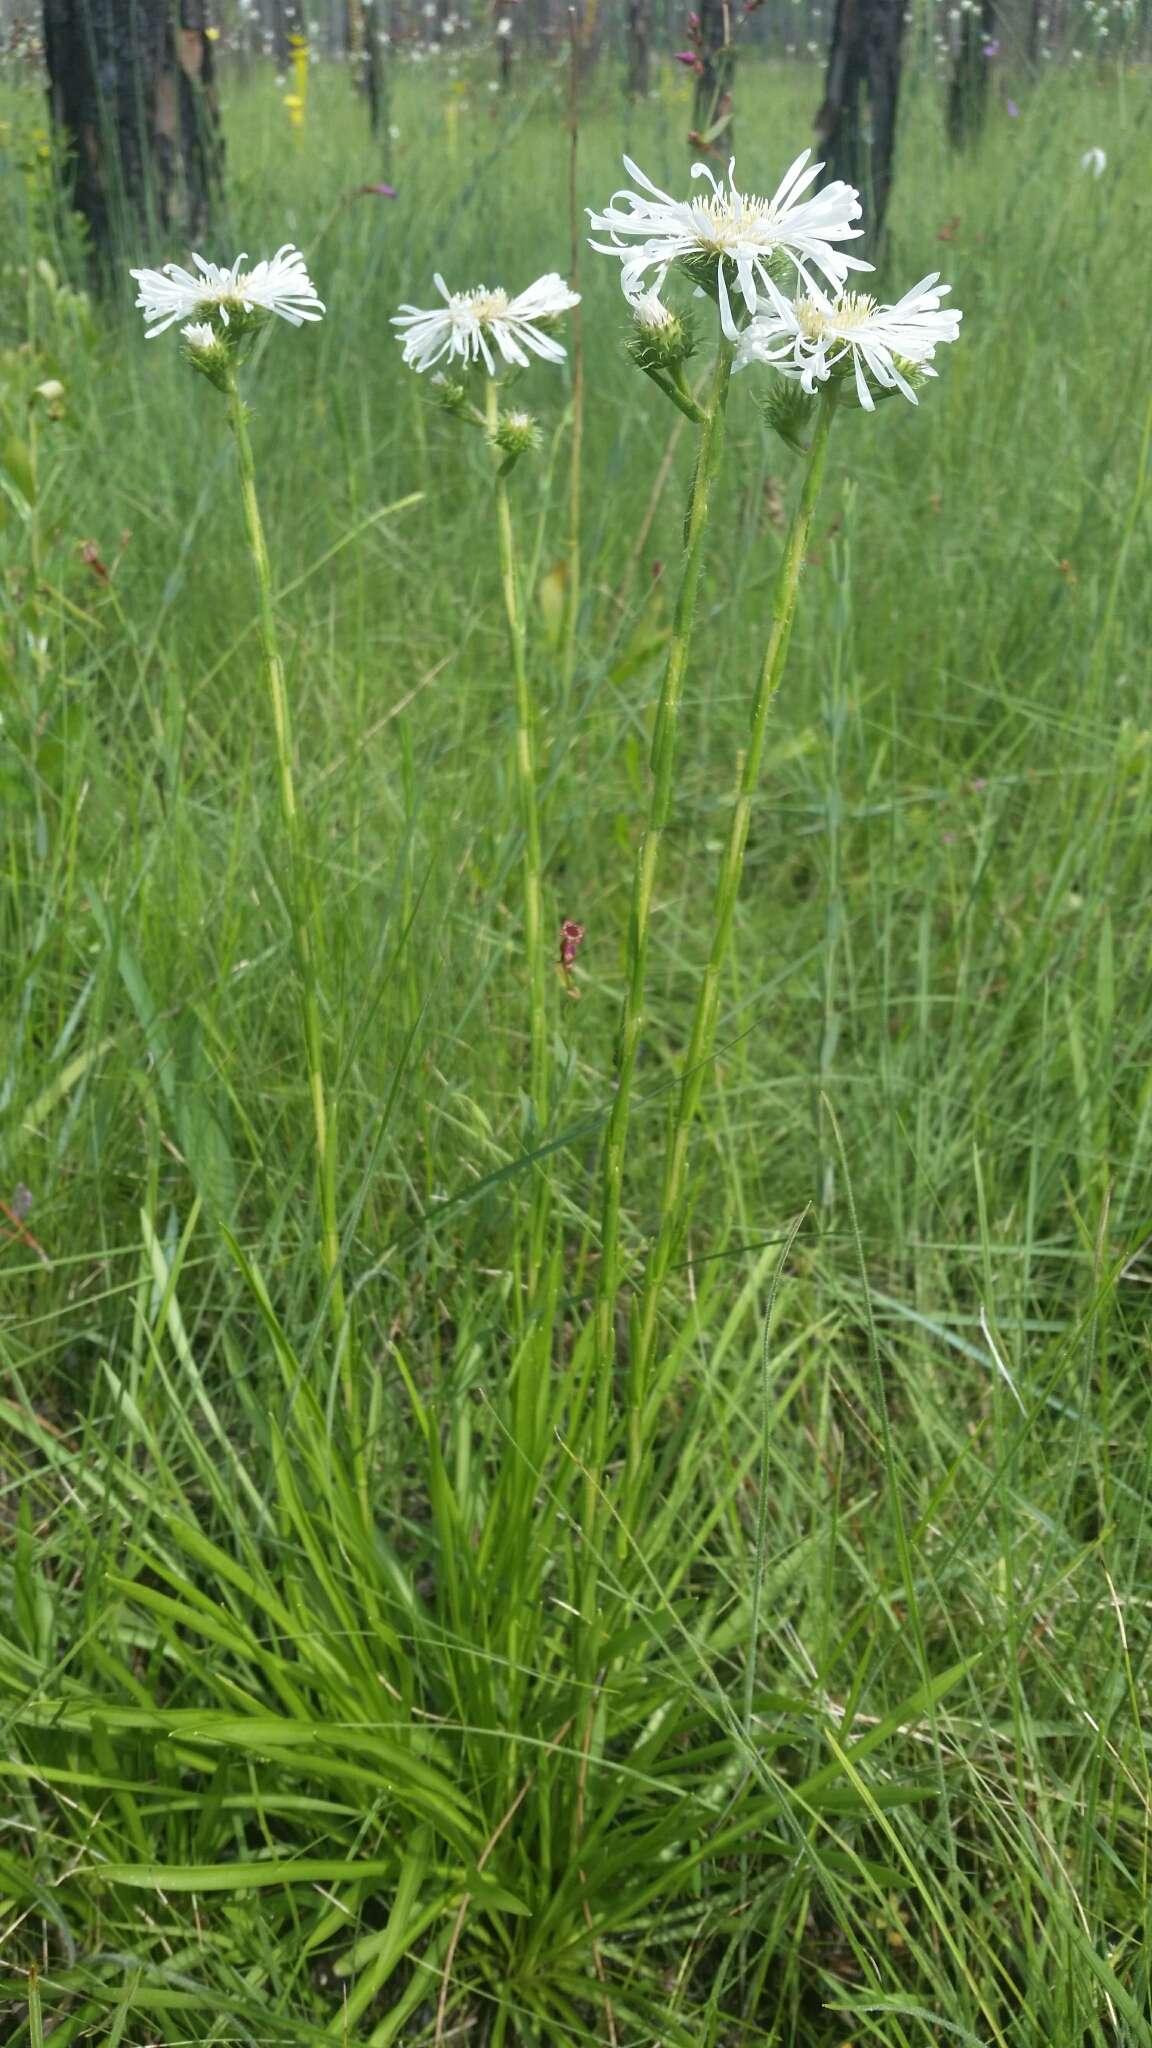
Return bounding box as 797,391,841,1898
43,0,171,258
494,0,513,88
42,0,222,271
625,0,651,96
947,0,995,143
347,0,384,135
364,14,383,136
272,0,292,67
1026,0,1040,61
815,0,906,248
692,0,734,149
177,0,223,237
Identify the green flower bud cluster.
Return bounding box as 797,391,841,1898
429,371,471,415
490,407,542,472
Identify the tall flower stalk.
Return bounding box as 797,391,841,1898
585,151,962,1554
584,330,734,1501
128,250,347,1349
627,388,837,1481
580,149,867,1537
391,267,580,1279
223,365,345,1334
485,376,550,1274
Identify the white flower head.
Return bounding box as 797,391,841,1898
1080,145,1106,176
130,245,324,338
587,151,869,326
391,271,580,375
737,272,961,410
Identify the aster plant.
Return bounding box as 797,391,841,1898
391,268,580,1284
129,246,352,1367
583,150,962,1520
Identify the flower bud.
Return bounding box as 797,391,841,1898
181,319,233,390
32,379,65,417
428,371,470,414
490,408,542,467
626,293,696,374
758,377,816,454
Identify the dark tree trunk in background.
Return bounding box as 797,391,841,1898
692,0,734,150
625,0,651,96
947,0,994,144
815,0,906,248
347,0,384,133
364,14,382,133
576,0,606,79
176,0,224,236
43,0,171,261
494,0,513,87
44,0,221,267
1026,0,1042,61
272,0,292,66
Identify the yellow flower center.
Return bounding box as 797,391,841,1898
694,189,773,250
796,290,877,340
469,288,510,322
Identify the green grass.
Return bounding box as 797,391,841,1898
3,42,1152,2047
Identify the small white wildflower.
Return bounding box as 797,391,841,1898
587,151,869,325
1080,145,1106,176
392,271,580,374
130,245,324,338
737,272,961,410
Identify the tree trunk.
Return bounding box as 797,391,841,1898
176,0,224,237
347,0,384,134
947,0,994,143
625,0,651,96
815,0,906,249
364,12,383,135
692,0,734,150
42,0,223,273
43,0,170,260
272,0,292,67
494,0,513,87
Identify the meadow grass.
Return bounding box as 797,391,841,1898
2,46,1152,2046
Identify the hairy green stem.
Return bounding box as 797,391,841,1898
583,335,734,1544
225,367,346,1342
486,378,550,1271
628,389,836,1470
560,11,584,702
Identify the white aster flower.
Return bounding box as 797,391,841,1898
1080,145,1106,176
130,245,324,338
587,151,869,325
737,273,961,410
391,271,580,375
